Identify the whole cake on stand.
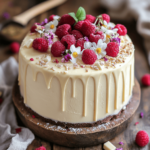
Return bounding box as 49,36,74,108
13,7,140,147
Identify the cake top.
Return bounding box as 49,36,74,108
21,7,134,74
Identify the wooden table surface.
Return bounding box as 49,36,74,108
0,0,150,149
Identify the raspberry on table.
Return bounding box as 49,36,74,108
49,14,55,22
51,41,65,57
10,42,20,53
75,38,86,51
115,24,127,36
82,49,97,65
74,21,84,31
32,38,49,52
61,34,76,49
56,24,72,39
85,14,96,23
71,30,83,40
102,14,110,23
141,74,150,86
135,130,149,147
59,14,75,26
89,31,104,44
106,42,119,57
35,146,46,150
30,25,37,33
81,20,96,36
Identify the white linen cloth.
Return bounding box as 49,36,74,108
0,57,34,150
99,0,150,65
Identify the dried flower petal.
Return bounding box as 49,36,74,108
119,142,124,145
140,112,144,118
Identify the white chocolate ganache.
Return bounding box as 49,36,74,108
18,8,135,124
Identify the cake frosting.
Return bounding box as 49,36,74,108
18,7,135,125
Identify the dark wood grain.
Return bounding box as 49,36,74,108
0,0,150,149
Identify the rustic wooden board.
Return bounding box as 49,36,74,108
0,0,150,149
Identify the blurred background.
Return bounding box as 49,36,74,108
0,0,150,149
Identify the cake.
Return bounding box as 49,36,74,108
18,7,134,128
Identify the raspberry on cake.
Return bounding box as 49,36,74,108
82,49,97,64
32,38,49,52
71,30,83,40
51,41,65,57
61,34,76,49
56,24,72,39
18,6,135,136
81,20,96,36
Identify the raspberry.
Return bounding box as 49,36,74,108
30,25,37,33
56,24,71,39
75,38,86,51
141,74,150,86
32,38,49,52
102,14,110,23
82,49,97,65
81,20,96,36
89,31,104,43
10,42,20,53
71,30,83,40
59,14,75,26
15,128,21,133
85,14,96,23
114,24,127,36
61,34,76,49
136,130,149,147
106,42,119,57
49,14,55,22
51,41,65,57
35,146,46,150
74,21,84,31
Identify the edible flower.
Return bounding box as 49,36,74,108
70,45,81,63
44,19,58,33
90,39,107,60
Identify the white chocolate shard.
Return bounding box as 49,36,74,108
43,56,51,63
24,39,34,48
95,62,102,70
103,141,116,150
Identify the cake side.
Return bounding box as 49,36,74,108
18,8,135,124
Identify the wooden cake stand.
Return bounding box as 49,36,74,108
12,78,141,148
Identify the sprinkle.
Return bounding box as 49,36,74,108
30,58,34,61
15,128,21,133
119,142,124,145
140,112,144,118
104,57,108,61
53,59,59,63
32,115,35,118
80,65,85,68
85,69,88,72
3,12,10,19
135,122,139,126
0,98,3,104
